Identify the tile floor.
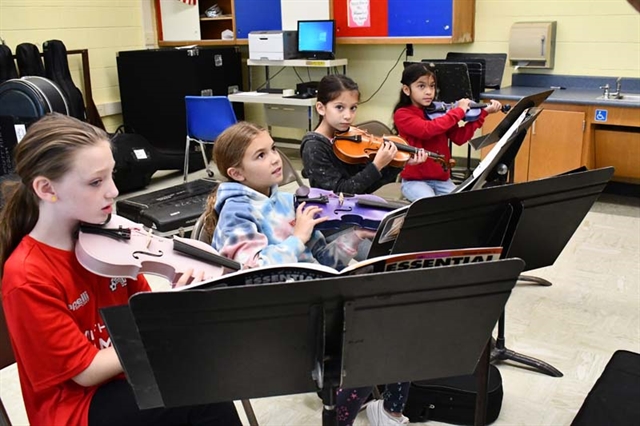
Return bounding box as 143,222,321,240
1,148,638,425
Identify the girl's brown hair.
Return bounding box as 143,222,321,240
315,74,360,125
0,113,109,278
202,121,267,238
393,63,438,114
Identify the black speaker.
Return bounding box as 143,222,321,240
116,47,243,171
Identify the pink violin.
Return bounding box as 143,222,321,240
294,187,407,230
76,214,241,286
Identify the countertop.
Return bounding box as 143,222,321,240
480,86,640,108
479,74,640,108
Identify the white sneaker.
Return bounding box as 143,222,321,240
365,399,409,425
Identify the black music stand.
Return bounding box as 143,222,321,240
418,59,486,102
446,52,507,89
367,165,614,380
102,261,524,426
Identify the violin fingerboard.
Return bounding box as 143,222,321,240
173,239,242,271
356,199,409,211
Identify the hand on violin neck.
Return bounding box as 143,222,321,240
457,98,472,112
293,202,328,244
372,141,398,171
172,267,206,289
406,148,428,166
484,99,503,114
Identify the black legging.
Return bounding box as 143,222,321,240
88,379,242,426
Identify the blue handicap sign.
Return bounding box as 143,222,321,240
595,109,608,122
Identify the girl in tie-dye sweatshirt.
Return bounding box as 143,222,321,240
202,121,367,270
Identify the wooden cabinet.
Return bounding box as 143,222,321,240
333,0,475,44
156,0,474,45
481,104,586,182
588,105,640,183
198,0,235,41
527,109,585,180
594,128,640,182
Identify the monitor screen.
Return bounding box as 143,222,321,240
297,20,335,60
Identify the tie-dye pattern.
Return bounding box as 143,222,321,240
212,182,361,269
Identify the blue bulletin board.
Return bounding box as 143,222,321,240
333,0,470,42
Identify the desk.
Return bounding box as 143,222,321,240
246,59,348,92
231,59,348,148
228,92,318,148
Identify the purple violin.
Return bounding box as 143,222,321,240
294,187,408,230
425,101,511,122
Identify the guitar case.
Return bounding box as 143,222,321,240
0,76,69,118
42,39,86,121
0,44,18,84
16,43,46,77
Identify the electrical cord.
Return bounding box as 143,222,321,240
359,47,407,104
292,67,305,83
254,67,286,91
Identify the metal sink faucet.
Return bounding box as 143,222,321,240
613,77,623,99
600,78,623,99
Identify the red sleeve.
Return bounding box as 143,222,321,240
447,109,488,146
3,284,99,392
394,106,466,149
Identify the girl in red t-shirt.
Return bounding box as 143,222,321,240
0,114,241,426
393,63,503,201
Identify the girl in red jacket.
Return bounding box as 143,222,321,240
393,63,502,201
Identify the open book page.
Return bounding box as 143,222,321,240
341,247,503,276
176,247,503,291
175,262,341,291
471,110,527,179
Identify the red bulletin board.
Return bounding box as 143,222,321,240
333,0,388,37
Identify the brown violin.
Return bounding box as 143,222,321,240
332,127,455,171
75,214,241,286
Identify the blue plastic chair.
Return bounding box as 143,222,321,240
184,96,237,182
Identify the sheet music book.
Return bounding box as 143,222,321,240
176,246,503,290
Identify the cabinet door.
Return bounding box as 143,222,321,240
158,0,201,41
480,113,530,183
595,128,640,182
527,110,585,181
235,0,282,39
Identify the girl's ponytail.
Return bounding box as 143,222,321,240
0,180,40,278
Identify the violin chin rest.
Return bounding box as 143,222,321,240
295,186,311,197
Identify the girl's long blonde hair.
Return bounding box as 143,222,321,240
202,121,266,238
0,114,109,279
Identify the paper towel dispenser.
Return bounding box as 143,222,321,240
509,21,557,69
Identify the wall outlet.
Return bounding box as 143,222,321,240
406,43,414,57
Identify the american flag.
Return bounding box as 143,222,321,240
177,0,196,5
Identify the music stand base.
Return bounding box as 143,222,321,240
491,344,563,377
518,274,553,287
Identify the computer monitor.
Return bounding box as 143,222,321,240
297,20,335,60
